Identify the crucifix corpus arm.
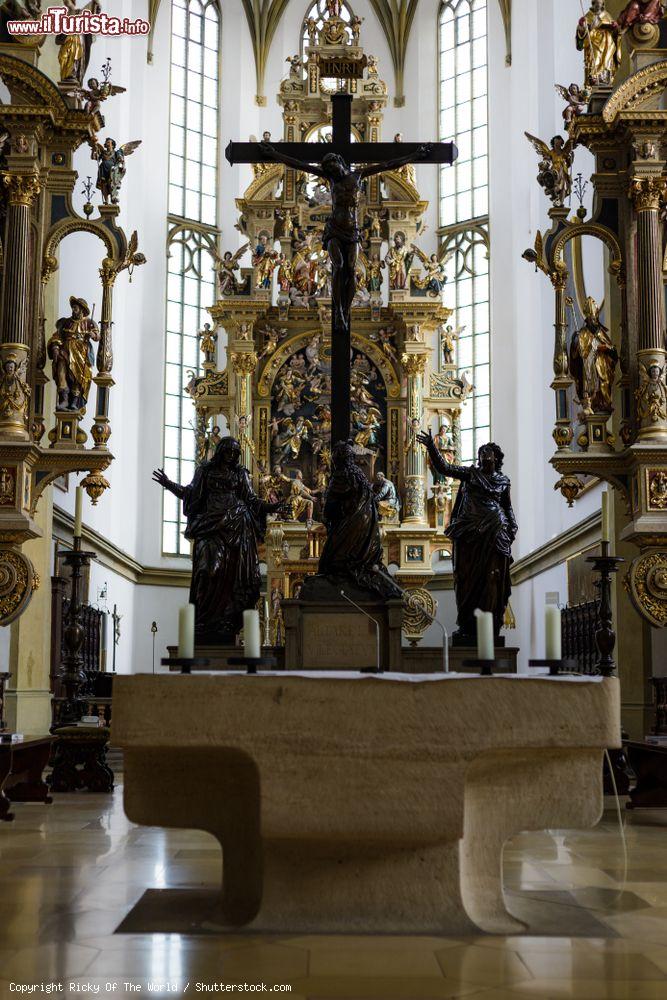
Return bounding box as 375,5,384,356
358,143,434,179
259,142,328,179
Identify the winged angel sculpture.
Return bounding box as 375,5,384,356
90,137,142,205
524,133,575,207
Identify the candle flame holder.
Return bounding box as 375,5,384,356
228,656,277,676
161,657,210,675
528,658,578,677
463,658,512,677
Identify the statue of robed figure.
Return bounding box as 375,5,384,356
304,440,402,601
153,437,283,642
418,431,517,642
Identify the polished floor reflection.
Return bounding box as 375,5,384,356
0,785,666,998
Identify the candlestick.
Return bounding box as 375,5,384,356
73,486,83,539
545,605,562,660
474,609,494,660
243,609,261,659
601,489,610,544
585,549,625,676
178,604,195,659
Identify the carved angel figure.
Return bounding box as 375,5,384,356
618,0,664,32
258,325,287,361
576,1,622,88
370,326,398,364
636,361,667,425
78,76,126,118
410,245,452,297
216,243,249,296
0,354,30,424
441,323,465,366
555,83,591,126
285,54,302,77
90,136,141,205
525,133,575,207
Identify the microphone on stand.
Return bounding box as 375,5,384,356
340,590,382,673
404,594,449,674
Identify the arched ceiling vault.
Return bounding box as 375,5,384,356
146,0,511,98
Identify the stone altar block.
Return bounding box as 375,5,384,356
112,672,620,934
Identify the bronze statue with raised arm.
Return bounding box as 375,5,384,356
153,437,284,642
418,430,518,644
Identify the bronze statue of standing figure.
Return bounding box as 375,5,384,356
418,431,517,643
304,440,402,601
153,437,284,642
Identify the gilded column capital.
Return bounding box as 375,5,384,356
231,352,258,375
630,175,667,212
99,258,119,288
401,354,428,377
2,172,41,207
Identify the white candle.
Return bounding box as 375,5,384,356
474,609,494,660
73,486,83,538
601,489,610,543
178,604,195,659
243,609,261,660
545,605,562,660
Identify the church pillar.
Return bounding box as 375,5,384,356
401,348,428,525
5,492,53,734
0,171,41,438
631,175,667,441
230,346,258,471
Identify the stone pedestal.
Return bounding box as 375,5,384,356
283,581,403,670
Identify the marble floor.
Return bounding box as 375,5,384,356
1,786,667,999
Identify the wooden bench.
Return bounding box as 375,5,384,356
0,736,54,821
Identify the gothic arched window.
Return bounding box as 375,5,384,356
438,0,489,463
162,0,221,556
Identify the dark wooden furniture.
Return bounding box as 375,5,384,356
0,736,55,820
49,726,113,793
562,600,599,674
625,740,667,809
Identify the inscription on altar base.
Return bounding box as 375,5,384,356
303,613,377,668
284,597,404,670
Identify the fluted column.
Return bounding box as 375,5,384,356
631,176,667,441
231,349,258,470
0,173,41,438
402,350,428,524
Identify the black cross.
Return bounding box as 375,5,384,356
226,94,457,444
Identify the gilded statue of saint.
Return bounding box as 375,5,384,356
47,296,100,411
0,354,30,425
576,0,622,88
56,1,101,84
569,297,618,414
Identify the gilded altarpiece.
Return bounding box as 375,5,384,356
0,39,145,626
188,15,472,645
525,12,667,635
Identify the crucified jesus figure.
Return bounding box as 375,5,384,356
259,142,433,333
